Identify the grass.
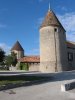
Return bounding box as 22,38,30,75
0,75,47,86
0,80,24,86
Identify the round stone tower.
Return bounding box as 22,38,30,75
39,9,68,73
11,41,24,59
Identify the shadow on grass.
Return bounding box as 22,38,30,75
0,75,53,91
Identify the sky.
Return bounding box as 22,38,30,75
0,0,75,55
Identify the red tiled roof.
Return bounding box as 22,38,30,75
19,56,40,63
40,10,65,31
11,41,24,51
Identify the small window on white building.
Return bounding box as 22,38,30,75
68,52,73,61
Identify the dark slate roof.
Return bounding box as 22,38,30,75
40,10,65,31
11,41,24,51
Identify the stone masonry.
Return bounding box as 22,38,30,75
39,10,68,73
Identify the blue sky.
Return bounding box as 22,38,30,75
0,0,75,55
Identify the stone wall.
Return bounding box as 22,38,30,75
11,50,24,59
40,26,68,73
9,66,17,71
29,63,40,71
67,48,75,70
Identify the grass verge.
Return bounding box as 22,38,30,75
0,75,47,86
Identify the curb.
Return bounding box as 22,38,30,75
61,81,75,91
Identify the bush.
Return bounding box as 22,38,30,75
19,63,29,71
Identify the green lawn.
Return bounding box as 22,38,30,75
0,75,47,86
0,80,24,86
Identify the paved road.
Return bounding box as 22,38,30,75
0,70,75,78
0,71,41,76
0,71,75,100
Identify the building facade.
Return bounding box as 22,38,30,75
11,41,24,59
67,41,75,70
40,9,68,72
11,9,75,73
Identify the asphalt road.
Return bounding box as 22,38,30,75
0,71,41,76
0,70,75,79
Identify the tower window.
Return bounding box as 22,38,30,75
54,28,58,32
68,52,73,61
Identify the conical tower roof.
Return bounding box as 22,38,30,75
11,41,24,51
40,10,65,31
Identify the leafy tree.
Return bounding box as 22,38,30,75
5,55,13,66
19,63,29,70
5,52,17,66
0,48,5,64
11,52,17,66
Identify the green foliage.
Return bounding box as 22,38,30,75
0,76,47,87
19,63,29,70
0,76,45,81
11,52,17,66
5,55,13,66
0,48,5,63
5,52,17,66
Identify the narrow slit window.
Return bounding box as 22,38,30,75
54,28,58,32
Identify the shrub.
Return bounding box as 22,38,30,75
19,63,29,71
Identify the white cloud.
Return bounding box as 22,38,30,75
57,12,75,42
66,33,75,42
58,13,75,32
0,43,11,55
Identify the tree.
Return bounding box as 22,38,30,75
11,52,17,66
5,55,13,66
0,48,5,64
5,52,17,66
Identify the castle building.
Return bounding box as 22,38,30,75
11,8,75,72
11,41,24,59
39,9,68,72
11,41,40,71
